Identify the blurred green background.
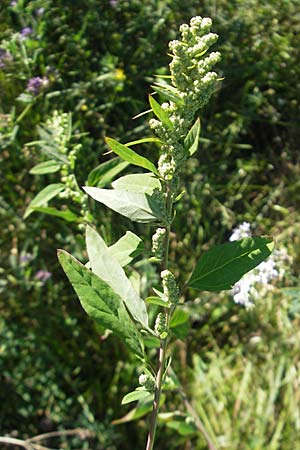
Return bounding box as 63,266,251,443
1,0,300,449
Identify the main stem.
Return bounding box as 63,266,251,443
145,338,167,450
145,183,173,450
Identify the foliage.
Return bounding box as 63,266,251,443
58,15,274,450
184,291,300,450
1,0,300,448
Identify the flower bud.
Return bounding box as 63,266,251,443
139,373,155,392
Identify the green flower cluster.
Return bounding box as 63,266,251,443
149,16,221,180
151,227,166,260
139,373,155,392
44,111,92,224
155,312,168,339
161,269,179,305
48,112,81,203
46,111,71,154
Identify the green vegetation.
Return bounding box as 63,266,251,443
1,1,300,449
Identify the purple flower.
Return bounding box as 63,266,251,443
0,49,12,68
10,0,17,6
20,253,34,264
34,270,52,284
26,76,48,95
109,0,118,6
21,27,33,38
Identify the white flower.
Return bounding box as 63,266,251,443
232,272,257,309
255,258,278,284
229,223,288,308
229,221,251,241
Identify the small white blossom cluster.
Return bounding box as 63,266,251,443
149,16,221,180
229,221,251,241
230,222,288,309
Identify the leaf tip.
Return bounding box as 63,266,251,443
57,248,65,259
267,240,275,253
23,208,31,219
148,94,155,105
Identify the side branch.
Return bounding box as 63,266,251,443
0,428,94,450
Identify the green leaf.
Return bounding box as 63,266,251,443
24,183,65,219
178,422,197,436
160,412,197,436
129,270,141,296
30,160,61,175
38,144,69,163
109,231,143,267
170,309,189,328
26,140,70,165
121,389,151,405
105,137,159,175
170,321,190,340
154,74,172,79
184,118,201,156
35,125,69,162
152,287,167,300
124,137,162,147
149,95,173,129
188,237,275,292
57,250,144,359
87,157,129,187
166,420,197,436
146,296,170,307
112,397,154,425
30,206,78,222
152,82,184,105
83,186,163,223
11,125,19,141
66,112,72,142
281,287,300,299
85,226,148,327
143,335,160,348
159,411,185,422
17,93,34,103
112,173,161,194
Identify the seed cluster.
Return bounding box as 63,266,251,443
45,111,92,224
155,312,168,339
161,270,179,305
151,227,166,260
149,16,221,180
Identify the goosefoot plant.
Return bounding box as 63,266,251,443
58,17,274,450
